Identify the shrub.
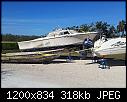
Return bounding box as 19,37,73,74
1,42,19,50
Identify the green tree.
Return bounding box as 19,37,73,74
108,26,116,38
89,23,96,31
80,24,90,32
95,21,110,37
117,20,126,36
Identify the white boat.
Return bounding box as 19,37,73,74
18,29,99,50
93,36,126,60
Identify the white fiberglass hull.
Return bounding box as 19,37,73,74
93,37,126,60
18,32,98,50
94,46,126,59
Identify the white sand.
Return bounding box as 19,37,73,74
1,59,126,88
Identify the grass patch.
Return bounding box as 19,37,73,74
60,51,80,56
1,41,18,43
1,41,19,50
2,50,20,54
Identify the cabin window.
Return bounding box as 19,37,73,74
64,31,70,34
60,32,64,35
60,31,70,35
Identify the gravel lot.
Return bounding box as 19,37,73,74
1,59,126,88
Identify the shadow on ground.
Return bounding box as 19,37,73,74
107,59,126,66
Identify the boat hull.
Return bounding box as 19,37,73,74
18,32,98,50
94,47,126,60
94,37,126,60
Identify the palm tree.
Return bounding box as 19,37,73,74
95,21,110,37
80,24,90,32
89,23,96,31
108,26,116,38
117,20,126,36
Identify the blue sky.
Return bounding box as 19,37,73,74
2,1,126,36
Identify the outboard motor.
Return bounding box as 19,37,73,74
83,38,93,49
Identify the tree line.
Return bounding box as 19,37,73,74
64,20,126,38
2,34,43,42
2,20,126,42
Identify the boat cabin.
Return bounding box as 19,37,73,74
47,29,77,37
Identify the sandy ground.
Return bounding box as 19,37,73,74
1,59,126,88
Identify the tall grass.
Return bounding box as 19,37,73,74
1,42,19,53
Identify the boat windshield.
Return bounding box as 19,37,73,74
60,31,70,35
47,30,78,37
